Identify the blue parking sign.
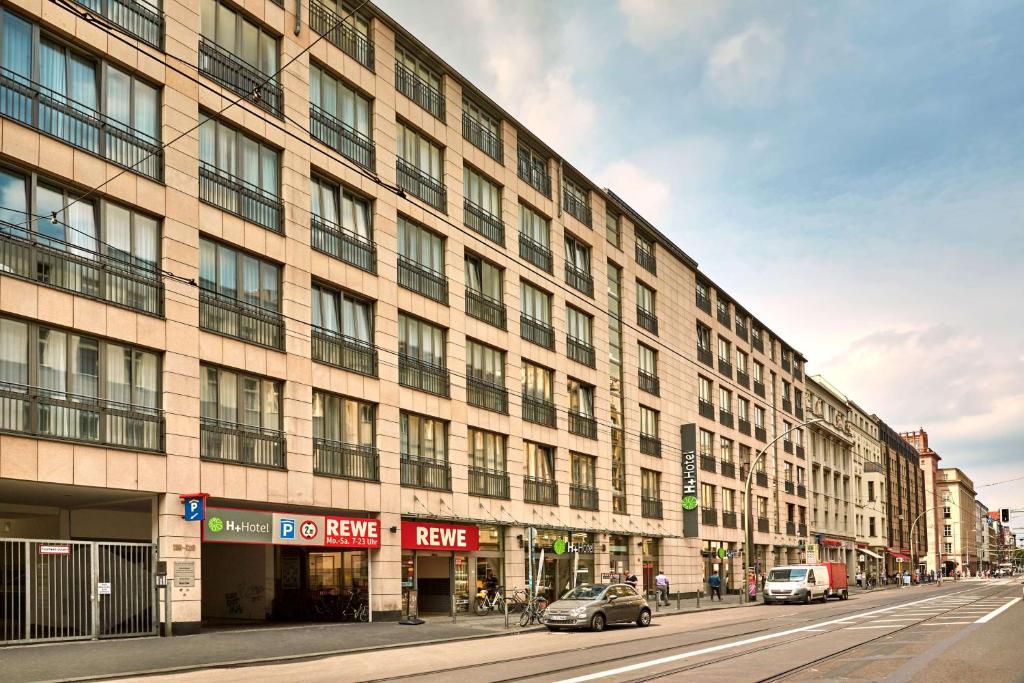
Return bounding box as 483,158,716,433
184,497,205,521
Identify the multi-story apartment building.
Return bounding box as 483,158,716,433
976,500,990,571
848,402,885,577
0,0,812,639
902,428,942,574
804,376,855,573
876,420,927,576
935,468,979,575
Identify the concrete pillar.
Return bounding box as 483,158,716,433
371,511,402,620
156,493,202,635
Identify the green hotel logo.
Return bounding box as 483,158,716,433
553,539,568,555
207,516,224,533
681,495,698,511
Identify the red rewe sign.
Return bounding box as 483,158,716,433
401,521,479,551
325,517,381,548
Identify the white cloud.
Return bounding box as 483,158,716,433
598,160,672,226
618,0,732,48
705,23,786,108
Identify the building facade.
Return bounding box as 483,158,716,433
848,402,886,578
0,0,814,637
902,428,942,574
876,420,927,576
976,500,990,571
936,469,979,575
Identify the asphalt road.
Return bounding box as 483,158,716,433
133,578,1024,683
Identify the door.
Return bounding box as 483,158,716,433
607,585,630,623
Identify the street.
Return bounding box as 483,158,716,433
128,579,1023,683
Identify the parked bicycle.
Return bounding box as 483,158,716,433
339,590,369,622
518,594,548,627
474,586,526,615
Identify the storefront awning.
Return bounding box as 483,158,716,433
890,553,910,563
859,548,883,560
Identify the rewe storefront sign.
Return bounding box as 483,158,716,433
401,521,479,551
203,506,380,548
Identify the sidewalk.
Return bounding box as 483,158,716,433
1,597,746,683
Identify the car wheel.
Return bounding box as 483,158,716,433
803,591,811,605
637,609,651,627
590,613,606,632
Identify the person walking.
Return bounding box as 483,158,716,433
655,570,670,606
708,571,722,601
624,569,638,590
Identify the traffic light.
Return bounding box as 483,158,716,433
1001,508,1011,524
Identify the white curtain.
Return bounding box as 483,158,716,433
567,308,590,343
0,319,28,388
343,297,370,342
69,336,99,398
200,366,218,420
134,81,159,140
2,12,32,84
520,282,550,323
105,344,129,404
38,329,67,393
67,200,97,260
241,255,260,307
134,215,159,272
260,262,279,311
312,286,338,332
105,66,132,131
133,350,158,409
518,205,548,247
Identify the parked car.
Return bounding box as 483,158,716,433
541,583,651,632
763,563,849,604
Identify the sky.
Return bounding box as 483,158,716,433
377,0,1024,516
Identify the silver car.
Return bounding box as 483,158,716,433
541,583,652,632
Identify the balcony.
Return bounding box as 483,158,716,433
738,418,751,436
797,484,807,498
0,382,163,452
517,149,551,196
311,327,378,377
782,357,792,373
562,190,592,226
398,355,450,397
717,308,730,327
524,477,558,506
465,289,506,329
0,66,163,181
522,396,556,427
722,511,738,528
565,263,594,297
400,456,451,491
613,493,626,514
568,411,597,439
700,454,716,473
798,522,808,536
567,336,596,368
520,314,555,350
698,399,714,420
310,104,376,171
736,370,750,389
642,497,663,519
468,467,510,499
636,307,659,335
754,381,766,398
396,158,447,211
313,439,379,481
719,410,734,429
72,0,163,48
0,231,163,317
462,113,502,162
702,507,718,526
793,366,803,381
784,520,796,535
697,347,713,367
782,398,792,413
467,377,508,414
518,233,553,273
463,199,504,245
397,255,448,304
636,245,657,275
783,439,793,454
755,426,767,442
784,480,795,494
752,335,764,353
200,418,285,468
310,215,376,273
638,370,660,396
199,162,282,233
199,289,284,350
735,320,748,340
199,38,282,117
720,461,736,478
640,434,661,457
796,445,805,459
718,358,733,379
395,62,444,119
571,484,599,511
309,0,375,70
757,517,769,533
695,291,711,314
756,471,768,488
795,403,804,420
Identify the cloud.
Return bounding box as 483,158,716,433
598,160,671,226
618,0,732,48
705,23,786,108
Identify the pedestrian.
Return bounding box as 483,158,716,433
708,570,722,601
759,572,766,592
655,570,670,606
624,569,638,590
856,570,863,589
747,571,757,601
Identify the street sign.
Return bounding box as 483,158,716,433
98,582,111,595
183,496,205,521
39,545,70,555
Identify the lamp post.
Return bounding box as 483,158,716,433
743,417,826,604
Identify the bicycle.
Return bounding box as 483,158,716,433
518,594,548,627
474,587,507,616
339,590,369,622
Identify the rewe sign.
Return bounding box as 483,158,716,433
326,517,381,548
401,521,479,551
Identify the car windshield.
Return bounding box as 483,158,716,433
768,568,807,582
560,584,608,600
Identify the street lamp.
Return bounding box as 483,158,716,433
743,417,827,604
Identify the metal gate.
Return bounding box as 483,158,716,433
1,539,157,645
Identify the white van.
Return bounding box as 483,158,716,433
763,564,829,604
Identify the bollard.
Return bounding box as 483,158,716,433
696,588,701,609
452,594,457,624
504,590,509,629
676,591,681,611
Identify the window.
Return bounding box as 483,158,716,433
720,437,734,463
309,64,373,167
199,0,281,114
635,232,655,273
312,391,374,448
395,44,444,118
642,469,660,498
783,380,792,402
398,216,445,276
637,281,655,314
719,388,732,415
944,542,952,554
311,283,373,346
562,176,591,225
944,525,952,537
522,361,553,402
638,344,658,376
462,97,502,161
757,496,768,518
640,405,659,437
466,339,504,386
525,441,555,480
793,428,803,446
701,482,715,507
199,238,282,347
198,114,281,230
695,281,710,310
722,488,735,512
572,452,596,489
521,280,552,325
737,397,749,422
564,234,593,295
605,212,620,247
201,364,282,466
465,253,505,326
464,165,502,222
310,0,372,68
716,297,730,325
398,314,445,368
468,428,506,472
310,176,374,269
401,412,447,462
784,462,793,482
753,361,764,384
396,122,445,208
943,506,951,518
518,203,552,271
699,429,714,458
783,420,792,439
517,144,550,195
755,406,766,428
697,324,712,357
718,337,731,362
699,376,713,405
737,350,748,375
566,307,594,368
567,378,595,417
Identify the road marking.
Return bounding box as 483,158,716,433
921,622,973,626
846,625,901,630
974,598,1022,624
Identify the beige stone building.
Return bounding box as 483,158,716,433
935,468,978,575
901,428,943,575
0,0,808,638
848,402,886,578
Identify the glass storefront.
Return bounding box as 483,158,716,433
641,538,660,592
608,534,629,583
529,530,595,602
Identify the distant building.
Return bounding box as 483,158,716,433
902,429,942,574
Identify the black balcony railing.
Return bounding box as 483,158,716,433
397,255,448,304
395,62,444,119
795,403,804,419
522,396,556,427
636,245,656,275
697,347,713,366
396,158,447,211
400,456,451,490
199,162,282,232
0,231,163,316
752,335,764,353
566,336,596,368
309,0,375,70
199,38,282,117
700,454,716,473
0,381,163,452
200,289,284,350
398,355,450,397
798,522,808,536
695,292,711,314
565,264,594,297
783,439,793,454
717,309,730,328
735,321,748,340
786,520,796,535
613,493,626,514
462,113,503,162
718,358,733,378
637,307,658,335
465,289,506,329
754,381,766,398
201,418,285,468
467,377,508,414
310,214,377,273
311,327,377,377
738,418,751,436
313,439,379,481
782,398,792,414
719,409,734,429
638,370,660,396
310,104,376,171
518,233,553,273
720,461,736,478
736,370,750,389
468,467,510,499
517,149,551,196
520,314,555,350
0,67,162,181
570,484,599,511
784,480,795,494
463,199,504,245
797,484,807,498
524,477,557,506
796,445,805,459
722,511,738,528
562,190,592,226
568,411,597,439
755,426,767,442
73,0,163,49
757,516,769,533
640,434,662,457
698,399,714,420
642,497,663,519
756,471,768,488
702,507,718,526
